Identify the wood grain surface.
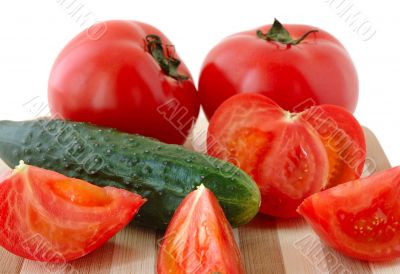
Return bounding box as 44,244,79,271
0,127,398,274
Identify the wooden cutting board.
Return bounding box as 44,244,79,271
0,127,399,274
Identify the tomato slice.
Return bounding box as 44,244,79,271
0,162,145,262
300,104,366,188
298,166,400,261
207,93,329,217
157,184,244,274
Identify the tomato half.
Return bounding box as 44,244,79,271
48,20,199,145
208,93,365,218
207,93,329,218
0,162,145,262
298,166,400,261
157,184,244,274
199,19,358,119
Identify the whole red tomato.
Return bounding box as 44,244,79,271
48,20,199,144
199,19,358,119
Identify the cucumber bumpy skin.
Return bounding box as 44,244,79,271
0,119,260,229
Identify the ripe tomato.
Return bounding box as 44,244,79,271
298,166,400,261
199,19,358,119
48,20,199,145
0,162,145,262
207,93,365,218
157,185,244,274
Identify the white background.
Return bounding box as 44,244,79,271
0,1,399,165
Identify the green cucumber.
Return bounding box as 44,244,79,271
0,119,260,229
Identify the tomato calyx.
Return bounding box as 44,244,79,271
145,34,189,81
256,18,318,46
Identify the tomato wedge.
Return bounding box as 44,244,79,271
207,93,329,217
0,162,145,262
157,184,244,274
300,104,366,188
298,166,400,261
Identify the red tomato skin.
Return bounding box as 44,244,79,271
48,20,199,145
0,164,145,262
207,93,329,218
157,185,244,274
199,24,358,119
298,166,400,261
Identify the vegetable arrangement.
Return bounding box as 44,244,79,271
0,17,398,272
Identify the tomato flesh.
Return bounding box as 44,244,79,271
0,163,145,262
207,93,328,218
298,166,400,261
157,185,244,274
226,127,272,177
300,104,366,188
51,178,112,206
256,122,329,217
